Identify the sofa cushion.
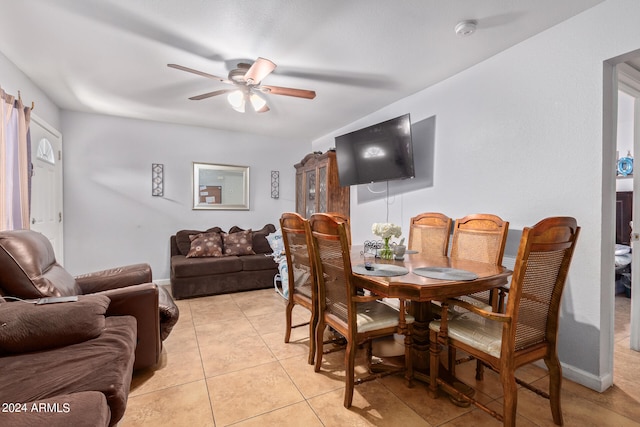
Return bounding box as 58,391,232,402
0,315,136,426
175,227,223,256
229,224,276,254
222,229,256,256
238,254,279,272
186,232,224,258
0,294,110,355
171,255,243,278
1,391,111,427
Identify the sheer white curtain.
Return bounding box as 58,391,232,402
1,87,31,231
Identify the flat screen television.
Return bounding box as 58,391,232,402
334,113,415,187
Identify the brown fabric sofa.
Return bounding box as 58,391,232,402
0,294,137,427
170,224,278,299
0,229,180,370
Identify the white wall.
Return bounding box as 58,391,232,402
313,0,640,391
0,51,60,129
61,111,307,280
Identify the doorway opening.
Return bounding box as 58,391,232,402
604,48,640,396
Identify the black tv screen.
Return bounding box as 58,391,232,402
335,114,415,187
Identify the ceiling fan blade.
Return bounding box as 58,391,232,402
244,57,276,85
167,64,233,85
261,85,316,99
189,89,234,100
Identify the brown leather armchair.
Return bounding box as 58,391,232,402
0,229,179,370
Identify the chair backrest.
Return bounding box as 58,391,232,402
309,213,354,333
0,229,80,298
279,212,315,301
506,217,580,353
408,212,452,256
327,212,351,247
450,214,509,266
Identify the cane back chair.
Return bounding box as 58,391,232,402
280,212,319,365
447,214,509,379
429,217,580,427
408,212,452,256
450,213,509,311
309,213,414,408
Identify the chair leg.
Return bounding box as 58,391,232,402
475,359,485,381
314,322,325,373
545,353,564,426
307,308,318,365
448,347,457,377
284,300,294,343
344,338,357,408
428,329,441,398
501,370,518,427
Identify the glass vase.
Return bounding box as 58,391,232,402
379,237,394,260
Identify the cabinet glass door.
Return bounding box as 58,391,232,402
296,173,304,215
318,165,327,213
305,169,316,217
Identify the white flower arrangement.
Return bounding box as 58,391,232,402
371,223,402,240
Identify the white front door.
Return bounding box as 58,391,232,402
29,115,64,265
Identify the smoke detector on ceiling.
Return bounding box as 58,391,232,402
455,20,477,37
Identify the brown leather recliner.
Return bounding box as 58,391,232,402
0,229,179,370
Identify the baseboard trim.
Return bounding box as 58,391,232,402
531,360,612,392
561,362,613,392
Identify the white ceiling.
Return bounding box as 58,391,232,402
0,0,603,141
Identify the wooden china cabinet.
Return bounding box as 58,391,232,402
295,151,349,219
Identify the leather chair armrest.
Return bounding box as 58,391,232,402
75,263,153,294
99,283,161,370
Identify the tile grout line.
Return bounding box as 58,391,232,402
190,298,221,426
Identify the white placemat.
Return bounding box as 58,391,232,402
413,267,478,281
353,263,409,277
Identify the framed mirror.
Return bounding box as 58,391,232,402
192,162,250,210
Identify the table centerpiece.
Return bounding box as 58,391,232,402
372,223,402,260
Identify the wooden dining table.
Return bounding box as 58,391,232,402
349,245,512,379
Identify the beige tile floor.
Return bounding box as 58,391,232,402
119,290,640,426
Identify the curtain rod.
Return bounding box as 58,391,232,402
17,91,34,110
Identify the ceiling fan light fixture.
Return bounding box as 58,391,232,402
227,90,245,113
169,57,314,111
249,92,268,113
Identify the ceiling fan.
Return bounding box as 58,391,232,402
167,57,316,113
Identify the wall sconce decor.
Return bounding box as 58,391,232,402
271,170,279,199
152,163,164,196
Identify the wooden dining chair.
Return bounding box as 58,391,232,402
327,212,351,247
309,213,414,408
450,213,509,311
429,217,580,427
408,212,452,256
280,212,318,365
447,214,509,380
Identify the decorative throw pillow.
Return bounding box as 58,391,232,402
176,227,223,255
0,294,110,355
229,224,276,254
222,229,255,256
175,229,205,256
186,232,224,258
